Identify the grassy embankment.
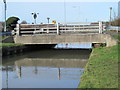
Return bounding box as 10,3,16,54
78,35,119,88
0,35,23,48
0,43,23,48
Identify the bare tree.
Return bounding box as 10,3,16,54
21,20,27,24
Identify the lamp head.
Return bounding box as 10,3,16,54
47,17,50,19
110,7,112,10
31,13,34,15
3,0,6,3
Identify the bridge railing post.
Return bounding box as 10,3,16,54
99,22,103,34
57,23,59,35
16,24,20,36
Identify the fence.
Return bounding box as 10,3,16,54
14,22,106,36
106,26,120,32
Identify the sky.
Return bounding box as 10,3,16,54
0,0,119,24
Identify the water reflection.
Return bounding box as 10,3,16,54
55,43,92,49
2,49,91,88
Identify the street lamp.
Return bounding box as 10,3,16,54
109,7,112,25
47,17,50,24
3,0,7,32
31,12,39,24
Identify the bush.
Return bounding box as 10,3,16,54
6,17,20,31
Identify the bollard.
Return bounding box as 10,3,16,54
57,23,59,35
99,22,103,34
16,24,20,35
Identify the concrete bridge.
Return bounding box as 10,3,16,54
13,22,117,47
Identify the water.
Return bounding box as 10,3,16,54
2,45,91,88
55,43,92,49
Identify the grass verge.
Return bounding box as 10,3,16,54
0,43,23,48
78,34,119,88
78,44,119,88
113,35,120,41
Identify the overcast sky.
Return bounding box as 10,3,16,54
0,0,119,24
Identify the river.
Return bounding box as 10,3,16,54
2,43,92,88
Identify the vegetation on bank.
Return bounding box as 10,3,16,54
78,44,119,88
0,35,11,40
113,35,120,41
111,18,120,26
78,35,119,88
0,43,23,48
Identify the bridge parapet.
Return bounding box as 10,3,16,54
13,22,117,47
14,22,106,36
14,33,117,47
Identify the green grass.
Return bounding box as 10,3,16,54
78,44,119,88
113,35,120,41
0,43,23,48
0,35,13,41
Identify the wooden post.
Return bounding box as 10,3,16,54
99,22,103,34
74,25,75,32
16,24,20,35
57,23,59,35
47,24,49,34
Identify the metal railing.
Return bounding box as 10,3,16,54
14,22,106,36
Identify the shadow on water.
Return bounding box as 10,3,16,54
2,43,92,88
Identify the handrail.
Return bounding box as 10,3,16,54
14,22,106,36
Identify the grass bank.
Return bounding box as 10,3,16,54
113,35,120,42
78,44,119,88
0,43,23,48
78,34,119,88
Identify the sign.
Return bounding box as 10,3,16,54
52,21,56,24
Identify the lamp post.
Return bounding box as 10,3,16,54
47,17,50,24
3,0,7,32
31,12,39,24
109,7,112,25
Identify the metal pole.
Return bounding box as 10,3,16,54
35,18,36,24
34,18,36,34
3,0,7,32
47,17,50,24
109,7,112,25
48,19,49,24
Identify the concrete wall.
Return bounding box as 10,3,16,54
14,34,117,47
2,36,14,43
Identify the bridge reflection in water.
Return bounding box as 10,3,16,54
2,49,91,88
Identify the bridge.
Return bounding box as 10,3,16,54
13,22,117,47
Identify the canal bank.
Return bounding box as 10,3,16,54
1,43,56,56
78,43,119,88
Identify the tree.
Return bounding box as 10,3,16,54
0,22,4,32
21,20,27,24
111,18,120,26
6,17,20,31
